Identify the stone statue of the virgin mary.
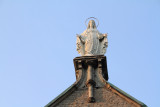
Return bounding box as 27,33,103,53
76,19,108,56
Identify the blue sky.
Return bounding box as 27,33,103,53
0,0,160,107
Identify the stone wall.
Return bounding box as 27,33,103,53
55,87,137,107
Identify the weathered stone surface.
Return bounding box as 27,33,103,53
56,87,137,107
76,20,108,56
45,56,146,107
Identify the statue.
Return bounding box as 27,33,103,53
76,19,108,56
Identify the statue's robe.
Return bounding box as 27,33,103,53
76,28,108,56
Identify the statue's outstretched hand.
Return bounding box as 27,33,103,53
76,34,81,38
77,34,85,44
103,34,107,37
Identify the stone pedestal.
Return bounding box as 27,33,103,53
45,55,147,107
73,55,108,103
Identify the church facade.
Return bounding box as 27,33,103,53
45,56,146,107
45,18,147,107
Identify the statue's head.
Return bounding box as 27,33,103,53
87,20,97,29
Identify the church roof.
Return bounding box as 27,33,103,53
45,81,147,107
45,56,147,107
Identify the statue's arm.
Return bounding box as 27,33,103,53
103,34,107,38
98,33,107,40
77,34,85,44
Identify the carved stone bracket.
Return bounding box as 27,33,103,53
74,55,108,81
73,55,109,103
86,79,96,87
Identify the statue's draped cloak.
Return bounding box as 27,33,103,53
76,20,108,56
84,29,99,55
77,28,108,56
